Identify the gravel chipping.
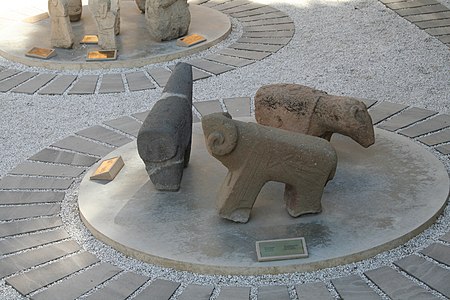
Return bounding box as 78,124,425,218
0,0,449,298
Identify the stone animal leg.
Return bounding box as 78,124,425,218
284,182,324,217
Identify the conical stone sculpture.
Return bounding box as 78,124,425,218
48,0,74,48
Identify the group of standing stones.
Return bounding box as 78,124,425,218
48,0,190,50
137,65,375,223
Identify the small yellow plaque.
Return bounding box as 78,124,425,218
81,35,99,44
23,12,49,24
25,47,56,59
86,50,117,61
176,34,206,47
90,156,124,181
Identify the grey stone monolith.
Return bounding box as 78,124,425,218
48,0,74,48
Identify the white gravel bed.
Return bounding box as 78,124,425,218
0,0,449,298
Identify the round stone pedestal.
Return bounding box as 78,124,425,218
78,119,449,275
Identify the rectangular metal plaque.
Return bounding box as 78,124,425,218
256,237,308,262
90,156,124,181
86,50,117,61
25,47,56,59
176,34,206,47
81,35,99,44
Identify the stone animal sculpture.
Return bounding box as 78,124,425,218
202,112,337,223
68,0,82,22
137,63,193,191
89,0,119,49
255,84,375,148
48,0,74,48
145,0,191,41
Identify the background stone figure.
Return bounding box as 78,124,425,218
202,113,337,223
137,63,193,191
145,0,191,41
89,0,119,49
255,84,375,148
48,0,74,48
68,0,82,22
135,0,145,12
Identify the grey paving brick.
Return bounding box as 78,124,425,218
10,161,84,178
238,11,290,22
31,262,122,300
332,275,380,300
386,0,439,10
231,6,279,18
132,110,149,122
378,107,437,131
147,67,172,87
188,0,209,4
217,286,250,300
244,23,295,32
11,74,56,94
0,69,20,81
0,72,38,92
365,266,438,300
257,286,290,300
67,75,98,94
201,0,229,7
103,116,142,137
394,255,450,298
168,64,211,80
193,112,201,123
178,284,214,300
396,4,449,17
29,148,98,167
0,240,80,279
230,42,283,52
194,100,223,116
243,17,293,26
435,144,450,154
369,102,407,124
426,25,450,35
6,251,99,296
420,243,450,266
38,75,77,95
380,0,411,4
404,10,450,22
359,98,377,108
76,125,132,147
125,71,155,91
188,59,235,75
83,272,149,300
221,2,266,14
438,34,450,43
0,191,64,205
0,204,61,221
0,216,62,238
399,114,450,137
415,18,450,29
0,176,73,190
205,53,255,67
417,128,450,145
218,48,271,60
295,282,333,300
223,97,251,117
237,36,292,45
0,228,70,255
51,135,115,156
242,30,294,38
213,0,250,11
440,231,450,243
99,74,125,93
133,279,180,300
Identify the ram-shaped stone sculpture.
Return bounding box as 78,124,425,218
255,84,375,148
202,112,337,223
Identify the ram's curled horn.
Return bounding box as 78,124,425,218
202,113,238,156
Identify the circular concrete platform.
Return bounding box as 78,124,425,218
0,2,231,70
78,119,449,275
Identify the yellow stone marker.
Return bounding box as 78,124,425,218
80,35,99,44
25,47,56,59
176,34,206,47
90,156,124,181
86,50,117,61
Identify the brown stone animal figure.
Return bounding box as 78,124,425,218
202,113,337,223
255,84,375,148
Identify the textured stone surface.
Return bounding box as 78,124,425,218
417,128,450,146
435,144,450,155
223,97,251,117
48,0,74,48
133,279,180,300
52,135,115,156
67,75,99,94
99,74,125,93
29,148,98,166
231,6,278,18
0,216,62,238
38,75,77,95
257,286,290,300
188,59,235,75
148,67,172,87
295,282,333,300
6,251,99,295
221,2,266,14
0,176,73,190
218,48,271,60
237,37,292,45
0,191,64,204
396,4,448,17
0,240,80,279
132,110,149,122
84,272,149,300
194,100,223,116
415,18,450,29
332,274,382,300
231,42,283,52
365,266,439,299
178,284,214,300
103,116,142,137
89,0,118,49
125,71,155,91
0,69,20,81
145,0,190,41
10,161,84,177
202,113,337,223
76,125,132,147
31,262,122,300
11,74,56,94
255,84,375,148
368,101,407,124
399,114,450,137
378,107,436,131
0,204,61,221
205,53,255,67
242,17,293,26
386,0,438,9
420,243,450,266
394,255,450,298
217,287,250,299
242,30,294,38
244,23,295,32
0,72,37,92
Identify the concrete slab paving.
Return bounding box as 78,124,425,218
237,36,292,45
420,243,450,266
223,97,251,117
10,161,84,177
0,204,61,221
0,69,20,81
418,128,450,146
257,285,290,300
368,101,408,124
0,72,37,92
188,59,235,75
29,148,98,166
76,125,133,147
132,279,180,300
217,286,250,300
99,74,125,94
0,191,64,205
205,53,255,67
10,73,56,94
103,116,142,137
218,48,271,60
295,282,333,300
378,107,437,131
404,11,450,22
178,284,214,300
37,75,77,95
67,75,98,95
51,136,115,157
399,114,450,137
83,272,149,300
125,72,155,92
147,67,172,87
230,42,283,52
0,176,73,190
435,144,450,155
332,275,380,300
0,216,62,238
193,99,223,115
